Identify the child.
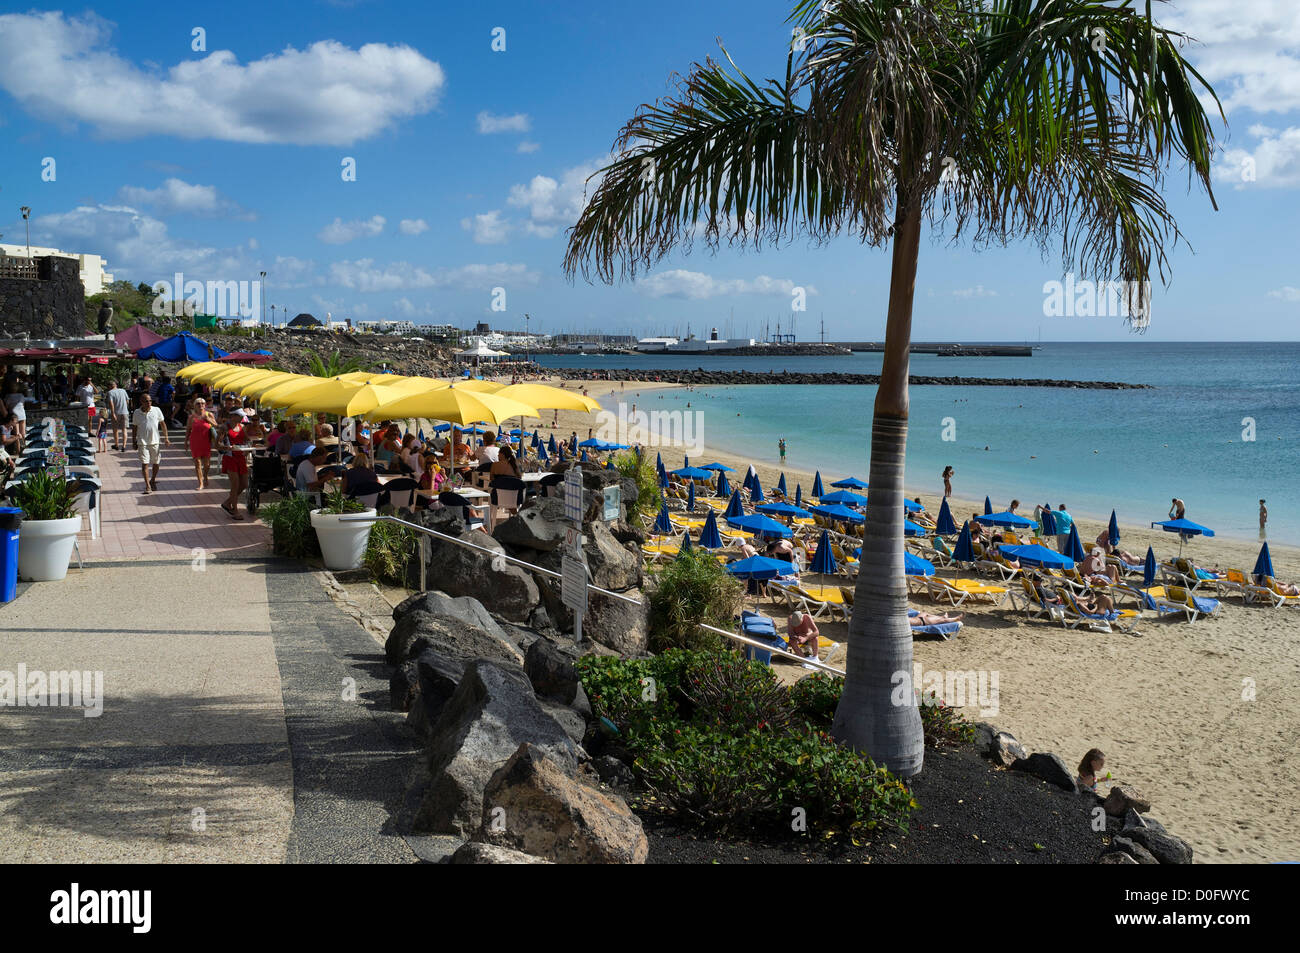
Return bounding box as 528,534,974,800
1077,748,1107,793
95,408,109,452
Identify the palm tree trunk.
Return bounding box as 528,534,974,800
832,197,925,778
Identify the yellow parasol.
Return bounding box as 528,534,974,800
363,385,539,425
240,372,304,400
177,362,222,381
491,383,602,413
280,376,439,417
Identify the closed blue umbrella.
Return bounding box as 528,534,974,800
809,529,837,574
952,522,976,563
905,552,936,576
812,471,825,497
810,504,864,525
750,477,765,503
727,513,791,538
538,442,549,463
743,468,755,491
657,467,668,489
656,451,662,471
1040,508,1057,536
1142,546,1157,588
557,445,567,462
1108,510,1120,548
1064,524,1087,563
984,496,993,515
1001,544,1076,570
531,431,540,449
830,477,869,489
1253,542,1275,582
726,555,797,581
687,481,695,511
653,505,672,535
794,484,803,507
777,472,788,495
548,434,558,454
677,531,693,555
580,449,589,462
820,489,868,506
936,497,957,535
715,472,731,498
724,490,745,519
683,454,690,468
699,510,723,549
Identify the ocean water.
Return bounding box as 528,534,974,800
537,343,1300,544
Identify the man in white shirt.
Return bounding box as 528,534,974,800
295,447,333,496
3,387,27,440
75,378,96,408
131,393,170,493
106,380,130,451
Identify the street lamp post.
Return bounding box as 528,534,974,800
525,312,530,364
20,207,31,258
259,271,267,338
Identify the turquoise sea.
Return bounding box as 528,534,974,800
537,343,1300,544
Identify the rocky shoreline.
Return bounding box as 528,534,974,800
550,367,1151,389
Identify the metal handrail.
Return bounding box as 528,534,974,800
339,513,845,676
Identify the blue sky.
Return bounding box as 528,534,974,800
1,0,1297,340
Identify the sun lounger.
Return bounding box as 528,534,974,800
1246,576,1300,608
930,537,955,567
908,609,962,640
1152,585,1221,622
921,576,1007,607
739,610,787,665
1011,578,1067,623
772,581,849,621
1060,590,1139,633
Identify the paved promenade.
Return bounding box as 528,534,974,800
0,445,438,862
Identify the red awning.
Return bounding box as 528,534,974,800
215,352,273,364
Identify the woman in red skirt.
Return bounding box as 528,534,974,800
187,398,216,489
218,417,250,519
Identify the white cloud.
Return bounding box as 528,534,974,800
265,255,318,289
117,178,252,219
951,285,998,298
506,157,605,238
1268,286,1300,301
516,140,540,154
327,258,538,292
460,210,510,244
1214,127,1300,188
393,297,436,318
0,11,444,145
317,215,387,244
477,111,530,134
636,270,815,300
398,218,429,236
30,203,247,280
1164,0,1300,114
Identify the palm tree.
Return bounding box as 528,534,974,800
306,349,377,378
564,0,1220,776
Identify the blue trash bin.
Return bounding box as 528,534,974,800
0,506,21,603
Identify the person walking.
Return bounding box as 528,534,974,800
942,466,953,497
187,398,216,489
106,379,130,451
1259,499,1268,540
131,393,169,494
778,438,787,464
217,412,251,519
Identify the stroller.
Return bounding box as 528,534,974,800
246,455,289,515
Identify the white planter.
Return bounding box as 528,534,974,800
17,516,82,582
310,509,376,570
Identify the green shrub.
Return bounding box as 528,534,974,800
646,548,742,652
684,653,796,734
13,470,78,521
257,495,319,559
919,698,978,749
363,520,420,586
612,450,660,524
789,672,842,730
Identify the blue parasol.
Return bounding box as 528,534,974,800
726,555,797,581
724,490,745,519
672,466,714,480
653,504,672,535
809,529,837,574
983,511,1037,528
935,497,957,535
1142,546,1157,588
905,552,936,576
715,472,731,498
1253,542,1275,582
819,489,867,506
952,522,976,563
794,484,803,507
756,501,813,519
1064,524,1087,563
687,481,696,511
1040,508,1058,536
1108,510,1120,548
677,531,692,555
1001,544,1075,570
984,496,993,515
810,503,864,525
812,471,824,497
699,510,723,549
777,472,788,495
830,477,869,489
727,513,791,538
750,476,765,503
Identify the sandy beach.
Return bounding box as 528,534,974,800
502,375,1300,864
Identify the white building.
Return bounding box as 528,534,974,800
0,243,115,296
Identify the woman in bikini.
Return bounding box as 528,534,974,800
187,398,216,489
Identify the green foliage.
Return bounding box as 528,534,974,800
578,648,915,840
319,485,365,515
645,547,742,652
12,470,78,521
257,495,319,559
307,350,378,377
363,520,420,586
81,358,138,391
789,672,842,730
920,697,978,749
612,450,659,524
84,279,157,332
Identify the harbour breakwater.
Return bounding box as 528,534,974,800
550,368,1151,389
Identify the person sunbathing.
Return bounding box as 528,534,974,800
911,611,963,626
990,544,1020,570
1074,590,1115,615
1080,548,1120,584
969,516,987,542
1268,578,1300,596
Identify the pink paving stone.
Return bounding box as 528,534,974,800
78,444,271,561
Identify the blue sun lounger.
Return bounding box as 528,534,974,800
908,609,962,640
